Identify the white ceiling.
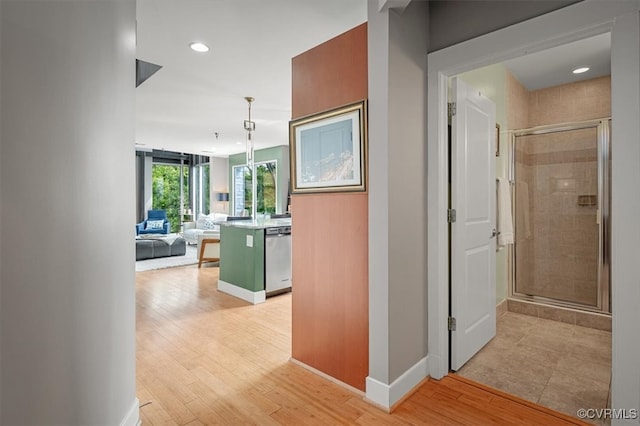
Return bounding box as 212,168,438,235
503,32,611,91
135,0,367,157
136,2,611,157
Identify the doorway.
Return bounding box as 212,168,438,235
427,0,640,419
446,46,613,419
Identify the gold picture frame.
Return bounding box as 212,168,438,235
289,100,367,194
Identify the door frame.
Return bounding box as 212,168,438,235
426,0,640,413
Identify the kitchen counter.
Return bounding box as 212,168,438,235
217,217,292,304
220,218,292,229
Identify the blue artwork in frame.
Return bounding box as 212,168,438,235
289,100,367,193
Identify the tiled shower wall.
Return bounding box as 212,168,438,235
510,76,610,308
528,76,611,127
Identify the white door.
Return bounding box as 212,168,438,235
450,77,497,371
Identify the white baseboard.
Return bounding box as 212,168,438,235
120,398,140,426
365,355,429,410
218,280,265,304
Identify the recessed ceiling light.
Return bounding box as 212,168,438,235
572,67,589,74
189,42,209,53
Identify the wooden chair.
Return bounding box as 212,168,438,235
198,238,220,268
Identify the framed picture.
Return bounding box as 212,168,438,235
495,123,501,157
289,100,367,194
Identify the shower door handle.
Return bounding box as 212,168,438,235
490,228,498,239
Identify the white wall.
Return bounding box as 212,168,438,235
610,11,640,425
367,0,429,408
367,0,391,388
1,1,138,424
387,0,429,383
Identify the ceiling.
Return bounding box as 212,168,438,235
135,0,367,157
136,2,611,157
503,32,611,91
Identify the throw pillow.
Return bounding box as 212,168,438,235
146,220,165,230
202,217,216,230
196,213,208,229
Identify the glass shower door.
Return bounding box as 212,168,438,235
513,121,610,312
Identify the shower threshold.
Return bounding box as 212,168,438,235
507,298,611,331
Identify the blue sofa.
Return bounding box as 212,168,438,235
136,209,171,235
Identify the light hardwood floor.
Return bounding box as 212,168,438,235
136,265,590,425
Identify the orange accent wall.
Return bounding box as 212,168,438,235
292,23,368,119
290,23,369,391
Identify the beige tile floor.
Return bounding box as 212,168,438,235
457,311,611,425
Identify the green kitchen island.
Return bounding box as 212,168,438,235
218,218,292,304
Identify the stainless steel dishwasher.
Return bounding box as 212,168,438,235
264,226,292,296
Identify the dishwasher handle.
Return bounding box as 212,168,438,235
265,226,291,236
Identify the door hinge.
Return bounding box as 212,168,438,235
447,102,456,118
448,317,457,331
447,208,457,223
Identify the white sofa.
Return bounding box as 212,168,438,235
183,212,228,245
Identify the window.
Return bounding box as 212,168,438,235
143,152,210,231
152,164,189,232
192,163,210,217
233,160,277,216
